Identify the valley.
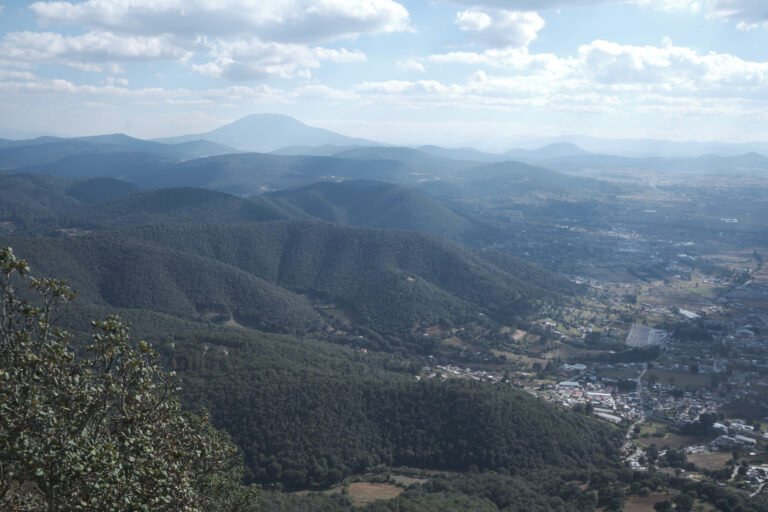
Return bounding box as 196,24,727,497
5,2,768,509
1,115,767,511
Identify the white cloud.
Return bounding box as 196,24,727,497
364,38,768,121
448,0,602,9
448,0,701,12
19,1,403,81
455,8,544,48
423,48,577,77
578,39,768,88
191,39,366,80
29,0,411,43
418,39,768,91
708,0,768,29
627,0,701,10
0,69,36,82
397,58,426,73
0,5,4,16
104,76,129,86
0,31,190,71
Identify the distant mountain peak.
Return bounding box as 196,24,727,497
156,113,381,152
506,142,590,160
538,142,589,154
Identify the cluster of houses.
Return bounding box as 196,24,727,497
420,364,502,383
711,420,762,450
545,378,643,424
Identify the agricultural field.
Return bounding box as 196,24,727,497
644,369,712,389
688,451,732,470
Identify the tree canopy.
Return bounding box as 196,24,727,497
0,247,256,511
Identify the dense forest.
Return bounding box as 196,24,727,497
0,220,566,339
172,329,621,488
2,135,766,510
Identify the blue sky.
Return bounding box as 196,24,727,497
1,0,768,149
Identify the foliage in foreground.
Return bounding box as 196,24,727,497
0,247,258,511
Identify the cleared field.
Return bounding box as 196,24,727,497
639,433,703,450
623,493,672,512
644,369,711,389
550,345,610,360
490,350,547,368
442,336,465,348
689,451,731,470
345,482,404,506
304,482,404,506
625,491,717,511
638,421,668,438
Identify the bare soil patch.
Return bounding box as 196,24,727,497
346,482,404,506
689,451,732,470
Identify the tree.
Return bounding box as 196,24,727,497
0,247,256,511
674,493,695,512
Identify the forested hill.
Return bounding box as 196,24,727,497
105,221,564,328
68,187,289,228
1,221,564,336
181,336,622,488
3,235,323,333
0,174,139,227
157,327,623,489
264,180,497,243
1,176,498,244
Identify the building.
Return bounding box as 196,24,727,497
734,435,757,446
711,435,741,450
625,324,669,348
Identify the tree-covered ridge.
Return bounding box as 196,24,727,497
0,173,140,229
69,187,288,229
264,180,497,243
1,235,323,333
1,221,564,336
169,328,621,489
0,133,235,169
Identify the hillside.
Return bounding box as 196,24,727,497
417,144,505,162
133,153,413,194
271,144,360,156
505,143,590,161
115,222,560,330
157,113,378,151
0,221,562,338
177,330,622,488
332,146,480,175
64,177,142,205
3,235,322,333
265,180,496,243
0,135,236,170
439,160,619,199
66,187,288,229
0,174,138,228
17,151,172,179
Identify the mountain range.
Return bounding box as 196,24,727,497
9,112,768,159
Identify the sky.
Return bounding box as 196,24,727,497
1,0,768,149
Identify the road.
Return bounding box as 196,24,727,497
623,364,648,450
